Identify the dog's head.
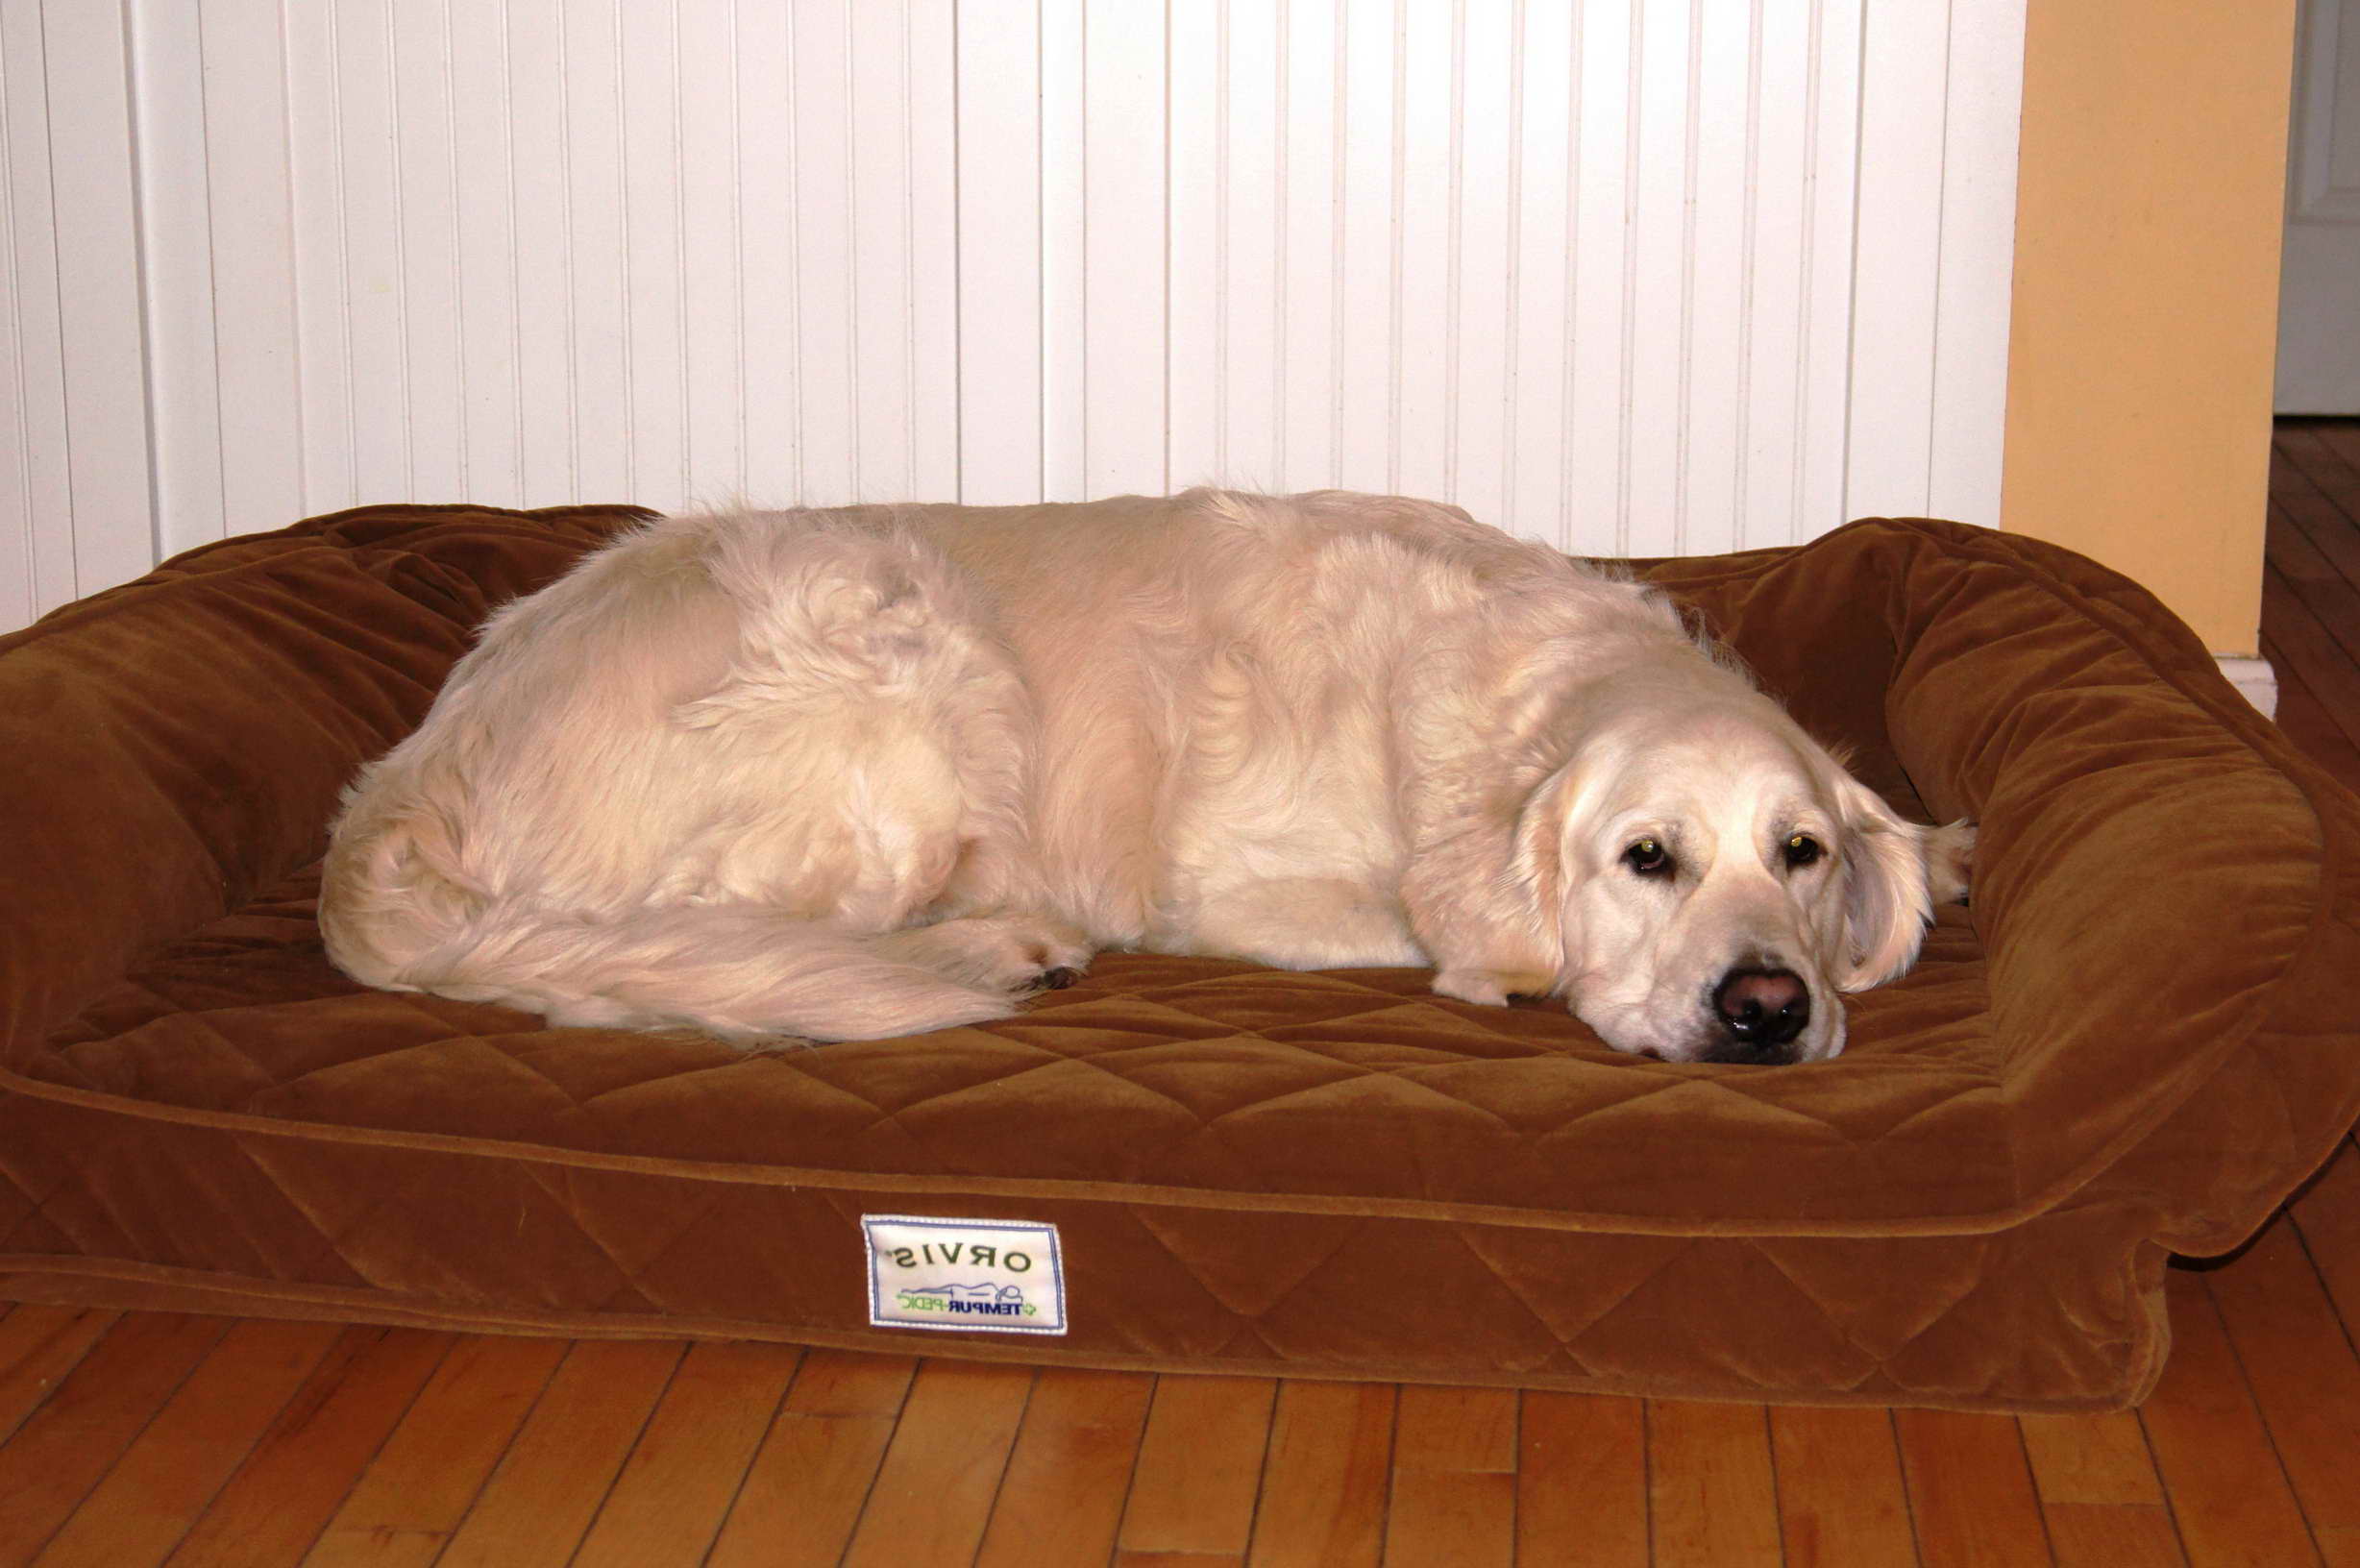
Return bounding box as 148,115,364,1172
1428,695,1971,1065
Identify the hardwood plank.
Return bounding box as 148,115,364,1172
1117,1376,1278,1558
299,1335,569,1568
2278,424,2360,524
1381,1385,1520,1568
2202,1221,2360,1533
2290,1137,2360,1352
974,1368,1153,1568
29,1318,340,1568
2261,559,2360,731
0,1312,228,1568
1646,1400,1782,1568
2308,421,2360,502
838,1360,1033,1568
1389,1385,1516,1473
1892,1409,2052,1568
2262,640,2360,792
568,1339,800,1568
2043,1503,2188,1568
707,1352,915,1568
0,1310,117,1446
435,1339,687,1568
2272,429,2360,551
2139,1270,2322,1568
2268,505,2360,664
1114,1555,1241,1568
1382,1470,1515,1568
1769,1406,1918,1568
2020,1410,2166,1507
2319,1524,2360,1568
160,1328,455,1568
1516,1393,1646,1568
1244,1382,1393,1568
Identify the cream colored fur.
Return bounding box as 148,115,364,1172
320,490,1971,1062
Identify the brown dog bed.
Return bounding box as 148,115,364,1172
4,502,2355,1412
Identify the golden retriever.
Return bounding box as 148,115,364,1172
321,490,1971,1064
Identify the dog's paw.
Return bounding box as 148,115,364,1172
1010,919,1093,993
871,915,1093,997
1432,967,1553,1008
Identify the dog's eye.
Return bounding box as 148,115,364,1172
1623,839,1674,877
1783,833,1823,870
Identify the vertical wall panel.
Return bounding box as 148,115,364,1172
1276,0,1340,491
847,0,956,502
676,0,743,505
131,0,226,552
331,0,411,503
619,0,685,507
203,0,307,533
561,0,632,502
1734,0,1810,550
282,0,356,511
1622,0,1692,558
735,0,801,505
448,0,525,505
1217,0,1282,492
1846,0,1946,520
1389,0,1454,502
1078,0,1167,497
1449,0,1514,532
1038,0,1086,501
956,0,1044,503
30,0,154,600
787,0,853,502
1678,0,1749,557
0,0,71,627
1,0,2026,630
1796,0,1862,546
1504,0,1574,542
1562,0,1632,555
391,0,466,502
1165,0,1220,486
901,2,961,500
1335,0,1397,495
1929,0,2028,530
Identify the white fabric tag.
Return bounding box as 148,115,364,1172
862,1213,1068,1335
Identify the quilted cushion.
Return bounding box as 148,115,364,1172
4,502,2356,1412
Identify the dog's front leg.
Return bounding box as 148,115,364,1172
1400,810,1565,1011
1175,877,1426,970
1428,966,1559,1008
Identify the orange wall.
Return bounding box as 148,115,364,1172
2002,0,2298,653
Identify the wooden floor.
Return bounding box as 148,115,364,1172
8,425,2360,1567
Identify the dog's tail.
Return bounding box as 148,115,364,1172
318,811,1016,1044
401,904,1019,1041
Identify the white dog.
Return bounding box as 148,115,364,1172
321,491,1971,1065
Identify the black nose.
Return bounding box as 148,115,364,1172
1712,967,1809,1051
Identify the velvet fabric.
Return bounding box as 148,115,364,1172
3,502,2355,1412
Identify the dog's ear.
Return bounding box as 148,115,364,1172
1411,761,1578,1008
1832,776,1946,993
1925,820,1976,907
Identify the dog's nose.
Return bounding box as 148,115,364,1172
1712,967,1809,1052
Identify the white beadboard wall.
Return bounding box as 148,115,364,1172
0,0,2025,633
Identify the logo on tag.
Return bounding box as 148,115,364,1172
863,1214,1067,1335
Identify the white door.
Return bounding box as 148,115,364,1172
2279,0,2360,412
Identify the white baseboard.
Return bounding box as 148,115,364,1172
2217,655,2277,719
